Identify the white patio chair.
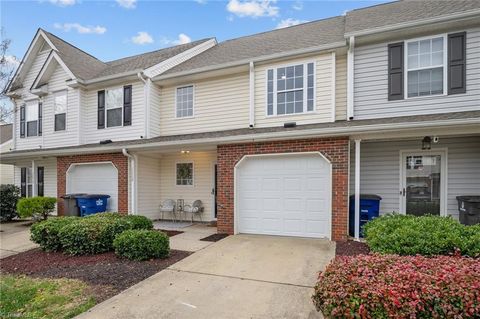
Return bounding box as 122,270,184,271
184,200,204,222
159,199,177,222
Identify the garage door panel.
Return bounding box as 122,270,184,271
237,153,331,239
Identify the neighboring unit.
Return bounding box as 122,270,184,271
2,0,479,240
0,123,14,185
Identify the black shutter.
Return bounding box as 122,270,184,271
21,167,27,197
37,167,44,197
448,32,466,95
20,104,25,138
388,42,404,101
123,85,132,126
98,90,105,129
38,102,42,136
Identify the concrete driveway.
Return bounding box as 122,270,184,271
0,221,37,258
77,234,335,319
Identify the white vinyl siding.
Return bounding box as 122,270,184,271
349,136,480,220
335,54,347,121
159,73,249,136
353,27,480,119
149,83,162,137
137,156,162,219
83,81,144,144
255,53,334,128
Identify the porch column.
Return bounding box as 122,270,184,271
31,160,37,197
354,139,361,240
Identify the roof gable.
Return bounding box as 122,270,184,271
30,50,75,90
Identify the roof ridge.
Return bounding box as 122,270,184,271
105,38,214,64
347,0,401,13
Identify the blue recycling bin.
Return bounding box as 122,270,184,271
76,194,111,217
349,194,382,237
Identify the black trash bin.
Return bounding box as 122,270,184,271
61,194,87,217
456,196,480,225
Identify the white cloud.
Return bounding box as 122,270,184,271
161,33,192,46
54,23,107,34
131,31,154,45
226,0,279,18
3,55,20,68
48,0,76,6
116,0,136,9
292,1,303,11
276,18,308,29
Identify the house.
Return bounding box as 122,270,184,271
0,123,14,185
1,0,479,240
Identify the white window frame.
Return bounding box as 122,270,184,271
404,34,448,99
105,87,124,128
175,161,194,187
25,100,39,138
175,85,195,119
54,90,67,132
265,61,316,117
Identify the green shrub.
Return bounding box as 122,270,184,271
17,197,57,221
364,214,479,257
0,184,20,222
113,230,169,261
59,216,132,255
123,215,153,230
30,217,79,251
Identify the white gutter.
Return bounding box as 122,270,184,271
137,72,150,139
152,41,346,81
344,9,480,38
2,117,479,160
347,36,355,120
122,148,137,215
249,61,255,128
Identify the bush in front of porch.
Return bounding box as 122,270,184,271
363,214,480,257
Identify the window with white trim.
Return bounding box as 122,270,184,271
26,101,39,137
54,91,67,131
106,87,123,127
176,162,193,186
267,62,315,116
176,85,193,118
406,36,445,97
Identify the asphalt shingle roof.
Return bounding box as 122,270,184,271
345,0,480,34
0,124,13,144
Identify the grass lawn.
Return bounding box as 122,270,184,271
0,275,96,319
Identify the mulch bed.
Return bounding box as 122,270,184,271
336,240,370,257
156,229,184,237
0,248,191,303
200,233,229,242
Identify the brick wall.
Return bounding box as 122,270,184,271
217,137,349,241
56,153,129,215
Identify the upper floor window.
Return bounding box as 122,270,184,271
106,87,123,127
54,91,67,131
406,36,445,98
176,85,194,118
267,62,315,116
25,101,40,137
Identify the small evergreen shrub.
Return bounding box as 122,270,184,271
124,215,153,230
312,254,480,318
0,184,20,222
17,197,57,220
113,229,169,261
30,217,79,251
364,214,479,257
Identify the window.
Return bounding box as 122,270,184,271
106,87,123,127
26,167,33,197
54,91,67,131
26,101,39,137
176,85,194,118
406,36,445,97
176,162,193,186
267,62,315,116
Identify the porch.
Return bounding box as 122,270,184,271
350,134,480,237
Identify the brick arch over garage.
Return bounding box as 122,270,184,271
56,153,128,215
216,137,349,241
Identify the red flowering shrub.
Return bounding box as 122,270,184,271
312,254,480,318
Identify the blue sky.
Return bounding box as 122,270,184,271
2,0,390,63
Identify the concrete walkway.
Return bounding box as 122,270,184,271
77,234,335,319
0,221,38,258
155,222,218,252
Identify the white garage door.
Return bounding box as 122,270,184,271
236,153,331,239
67,163,118,212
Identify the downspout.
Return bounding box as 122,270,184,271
249,61,255,128
122,148,137,215
12,99,16,151
137,72,150,139
347,36,355,120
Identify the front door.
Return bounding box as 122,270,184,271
400,151,446,216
